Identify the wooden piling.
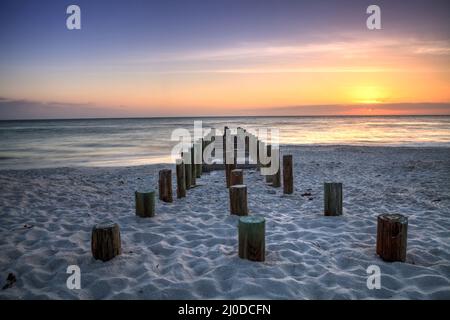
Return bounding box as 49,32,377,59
91,223,121,262
135,190,156,217
182,152,192,189
230,169,244,186
195,142,202,178
376,214,408,262
225,163,236,188
324,183,342,216
223,126,229,164
190,146,196,186
283,155,293,194
229,184,248,216
158,169,173,203
265,144,272,183
201,138,206,151
211,134,216,158
176,161,186,198
257,139,261,167
271,166,281,187
196,162,202,178
271,149,281,187
245,135,249,158
238,216,265,261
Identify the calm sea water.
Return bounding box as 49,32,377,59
0,116,449,169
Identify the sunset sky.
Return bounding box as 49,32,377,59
0,0,449,118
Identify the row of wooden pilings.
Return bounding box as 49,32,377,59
134,142,203,216
91,126,408,264
92,138,212,261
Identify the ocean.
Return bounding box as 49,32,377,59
0,116,449,169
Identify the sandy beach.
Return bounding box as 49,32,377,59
0,145,449,299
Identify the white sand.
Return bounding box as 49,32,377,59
0,146,449,299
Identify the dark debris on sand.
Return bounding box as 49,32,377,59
2,273,16,290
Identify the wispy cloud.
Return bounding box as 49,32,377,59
0,97,130,120
413,45,450,55
2,96,449,119
116,36,450,75
151,66,403,74
250,102,450,116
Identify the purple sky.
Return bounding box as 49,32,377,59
0,0,449,118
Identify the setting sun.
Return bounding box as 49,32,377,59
351,86,388,104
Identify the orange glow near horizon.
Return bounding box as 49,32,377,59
1,37,450,116
350,86,387,104
3,68,449,117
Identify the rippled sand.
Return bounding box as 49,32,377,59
0,146,449,299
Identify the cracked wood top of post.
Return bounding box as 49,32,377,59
239,215,265,224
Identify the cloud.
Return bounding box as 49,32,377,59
257,103,450,116
2,97,448,119
154,66,402,74
0,97,131,120
117,36,450,75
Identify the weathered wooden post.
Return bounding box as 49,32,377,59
190,146,196,186
159,169,173,203
324,183,343,216
230,169,244,186
211,134,216,158
247,133,257,164
182,152,192,189
91,222,121,262
135,190,156,217
271,166,281,187
238,216,265,262
256,139,261,167
196,161,202,178
202,138,207,152
283,155,293,194
245,135,250,158
271,149,281,187
176,161,186,198
236,127,247,165
230,184,248,216
225,163,236,188
195,142,202,178
376,214,408,262
265,144,272,183
223,126,229,164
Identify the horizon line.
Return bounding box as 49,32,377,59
1,114,450,122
